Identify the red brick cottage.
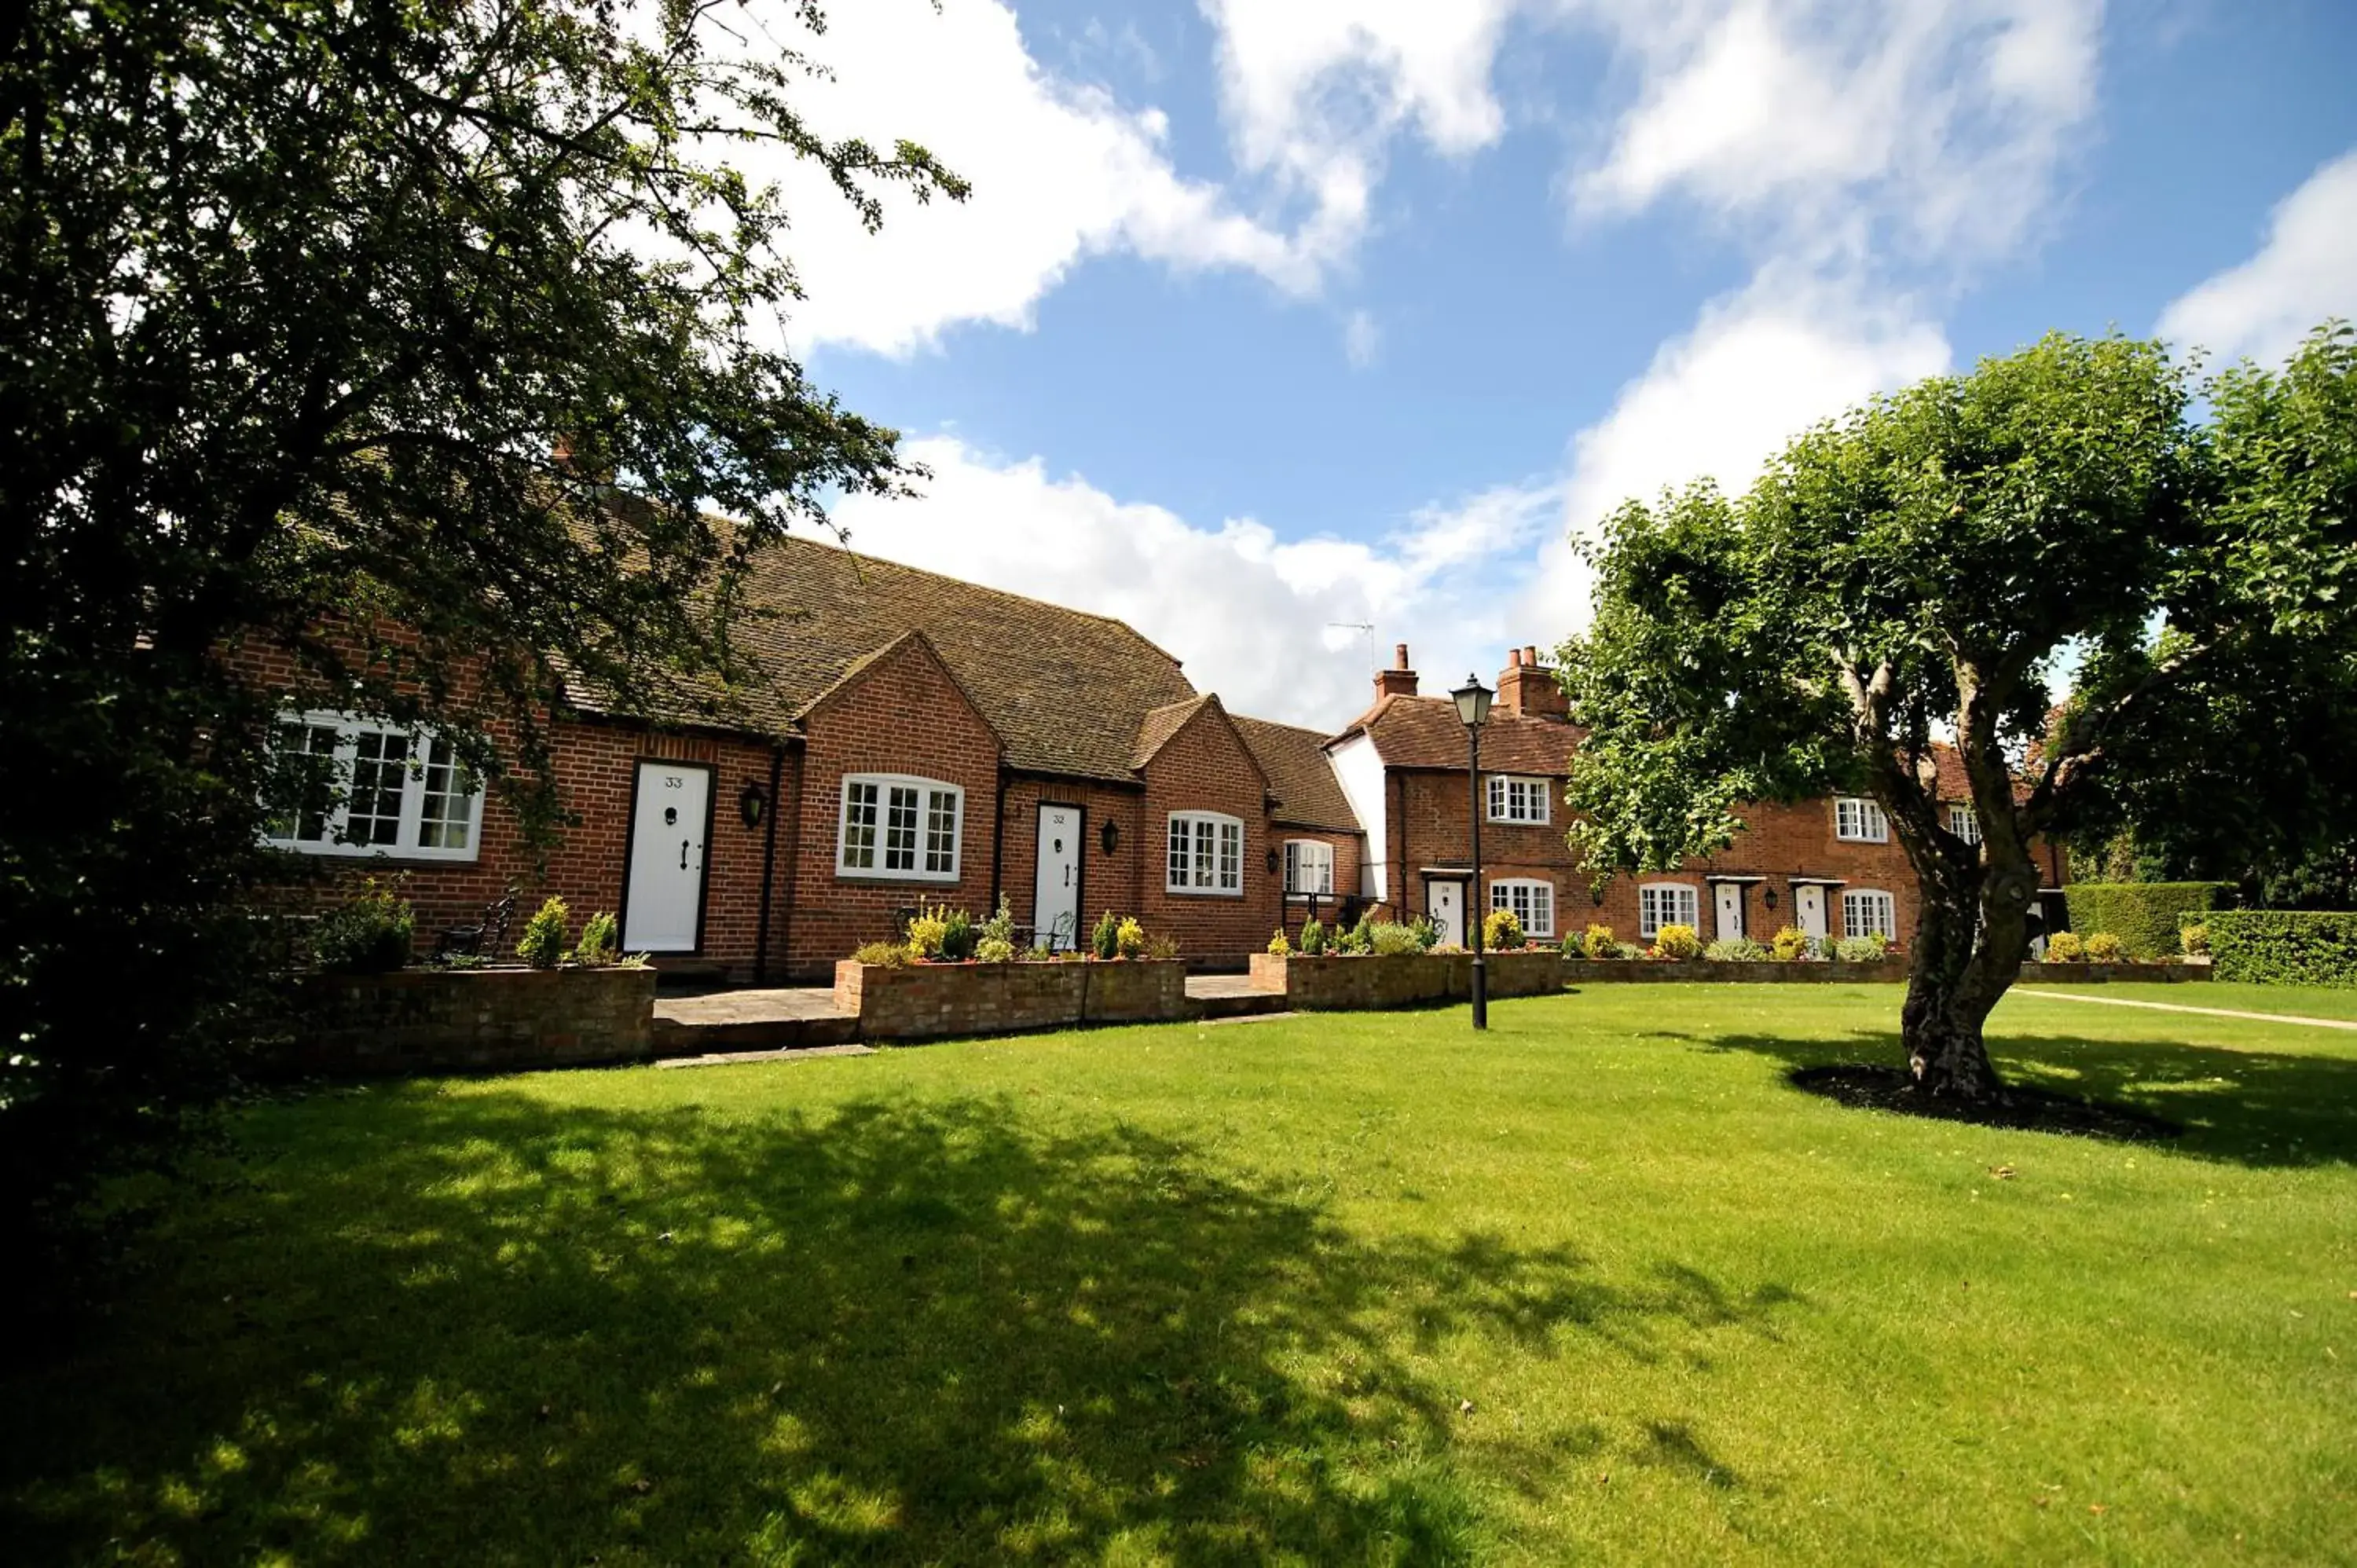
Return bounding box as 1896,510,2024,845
247,537,1365,980
1326,644,2066,951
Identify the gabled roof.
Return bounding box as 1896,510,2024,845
1232,714,1362,833
1132,694,1219,769
1334,693,1578,775
569,535,1197,782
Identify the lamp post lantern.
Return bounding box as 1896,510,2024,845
1452,672,1494,1030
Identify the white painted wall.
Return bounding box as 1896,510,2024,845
1326,735,1387,899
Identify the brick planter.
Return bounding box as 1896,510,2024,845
274,965,657,1075
1247,948,1567,1010
1563,957,1910,984
2016,960,2212,984
833,958,1187,1042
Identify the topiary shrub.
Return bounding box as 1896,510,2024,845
575,910,620,967
1092,910,1121,961
1267,926,1291,956
852,940,907,968
313,877,415,974
2180,921,2210,958
1369,921,1424,956
938,908,977,962
515,896,569,969
2083,931,2124,964
1482,907,1525,951
2044,930,2086,963
2060,882,2232,961
1299,917,1327,955
1581,922,1616,960
1651,922,1702,960
1115,916,1147,959
1769,925,1811,962
2206,910,2357,987
1704,936,1767,962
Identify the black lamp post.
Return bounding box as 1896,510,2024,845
1452,672,1494,1030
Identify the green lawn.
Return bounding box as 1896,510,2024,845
6,987,2354,1566
2021,977,2357,1022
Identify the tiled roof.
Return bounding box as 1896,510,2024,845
569,534,1197,782
1232,715,1362,833
1132,694,1217,769
1338,694,1578,774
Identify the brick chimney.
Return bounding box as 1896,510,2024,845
1373,642,1419,701
1497,644,1567,720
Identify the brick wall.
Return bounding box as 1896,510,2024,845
834,958,1186,1040
995,775,1147,950
781,637,1005,976
1136,705,1282,964
271,966,656,1075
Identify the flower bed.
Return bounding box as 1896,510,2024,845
1247,949,1567,1010
2017,959,2212,984
271,965,658,1075
834,958,1187,1042
1563,956,1909,984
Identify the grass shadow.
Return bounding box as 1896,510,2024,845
1669,1025,2357,1169
2,1085,1802,1565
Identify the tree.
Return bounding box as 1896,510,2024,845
1556,328,2357,1099
0,0,964,1251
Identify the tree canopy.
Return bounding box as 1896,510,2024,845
1557,326,2357,1097
1,0,962,1251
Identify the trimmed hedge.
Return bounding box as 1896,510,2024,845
2062,881,2231,961
2207,910,2357,987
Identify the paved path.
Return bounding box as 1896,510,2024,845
2018,990,2357,1032
654,986,847,1026
657,1042,875,1070
1185,973,1283,1001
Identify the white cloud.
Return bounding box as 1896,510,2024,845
1342,308,1380,368
1518,269,1951,636
746,0,1319,355
2157,147,2357,370
1571,0,2101,267
830,437,1556,726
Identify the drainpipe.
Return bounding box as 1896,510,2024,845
775,746,805,982
988,761,1010,916
752,744,784,985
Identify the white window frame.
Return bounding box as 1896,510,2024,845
1489,877,1556,940
1638,882,1700,940
1948,803,1981,845
837,773,963,882
262,711,484,862
1835,796,1890,843
1283,838,1335,896
1167,811,1245,896
1486,774,1552,824
1843,888,1898,941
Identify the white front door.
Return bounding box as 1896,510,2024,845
1429,879,1464,947
1794,884,1827,940
1033,803,1083,952
1714,882,1744,940
623,761,709,952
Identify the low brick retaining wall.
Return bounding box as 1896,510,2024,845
2016,961,2211,984
1566,958,1909,984
834,958,1187,1042
1246,949,1567,1010
273,966,657,1075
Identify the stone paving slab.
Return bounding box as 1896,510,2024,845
657,1042,877,1070
654,987,849,1025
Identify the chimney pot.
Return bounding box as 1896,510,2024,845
1393,643,1409,670
1374,643,1419,701
1508,648,1523,668
1524,644,1539,665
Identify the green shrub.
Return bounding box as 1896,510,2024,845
313,878,414,973
938,908,977,962
980,896,1015,951
1834,933,1890,963
1266,926,1291,956
1581,922,1617,960
2061,882,2231,961
1343,911,1375,954
1091,910,1120,961
1703,937,1766,962
1146,932,1182,962
904,904,951,961
1115,916,1147,959
2044,930,2086,963
2207,910,2357,987
1481,907,1524,951
1332,920,1369,956
974,936,1016,965
852,940,907,968
1410,917,1439,951
1369,921,1424,956
1614,942,1644,959
574,910,620,967
1651,922,1701,960
515,896,569,969
2180,921,2210,957
1299,918,1327,956
1769,925,1811,962
2083,931,2124,964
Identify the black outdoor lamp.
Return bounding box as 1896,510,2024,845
738,779,769,830
1100,819,1120,857
1452,672,1494,1031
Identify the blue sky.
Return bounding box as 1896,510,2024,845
742,0,2357,726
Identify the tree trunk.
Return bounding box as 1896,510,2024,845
1897,846,2033,1101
